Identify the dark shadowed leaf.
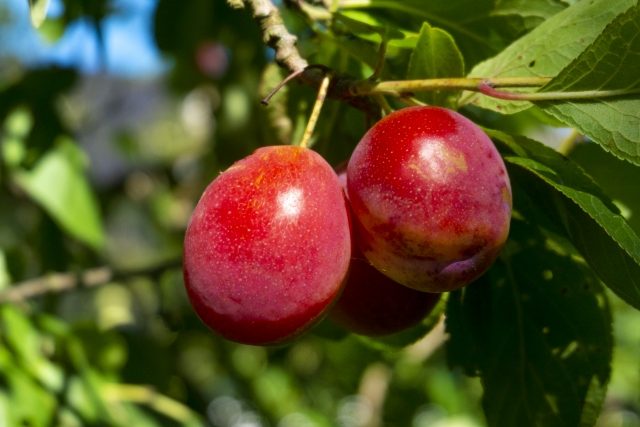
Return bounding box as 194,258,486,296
447,218,612,427
569,143,640,234
487,130,640,310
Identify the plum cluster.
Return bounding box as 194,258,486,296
182,106,512,345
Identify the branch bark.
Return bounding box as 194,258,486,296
0,259,182,304
244,0,381,119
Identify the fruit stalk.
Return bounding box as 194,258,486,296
299,74,332,148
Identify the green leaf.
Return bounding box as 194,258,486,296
461,0,636,113
14,137,105,249
258,64,292,146
0,250,11,289
0,347,56,427
569,143,640,234
339,0,502,67
492,0,567,21
536,2,640,165
66,376,101,423
336,10,405,42
356,293,447,353
406,23,464,109
487,130,640,310
447,219,612,427
0,306,64,392
28,0,50,28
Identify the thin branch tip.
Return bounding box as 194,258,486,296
226,0,245,9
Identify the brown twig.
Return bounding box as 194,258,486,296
261,64,330,106
244,0,381,119
0,259,183,304
226,0,245,9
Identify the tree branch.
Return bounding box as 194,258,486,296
226,0,245,9
244,0,381,119
0,259,182,304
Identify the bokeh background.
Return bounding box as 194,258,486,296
0,0,639,426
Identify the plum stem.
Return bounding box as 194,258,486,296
557,128,583,156
299,73,332,149
399,96,427,107
373,93,393,116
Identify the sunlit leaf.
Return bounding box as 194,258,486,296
27,0,50,28
0,251,10,289
0,306,64,392
492,0,567,22
406,23,464,109
536,2,640,166
0,347,56,427
14,137,105,249
461,0,636,113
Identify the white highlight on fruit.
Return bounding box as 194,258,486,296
413,138,467,183
418,140,446,178
277,188,303,218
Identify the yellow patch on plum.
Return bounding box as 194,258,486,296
410,140,467,182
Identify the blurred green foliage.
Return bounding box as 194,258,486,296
0,0,639,426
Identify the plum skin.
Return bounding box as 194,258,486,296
329,252,441,336
183,145,351,346
329,165,441,336
347,106,512,293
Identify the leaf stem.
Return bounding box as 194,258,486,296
356,77,640,103
478,83,640,101
355,77,552,96
369,39,388,81
373,93,393,116
299,74,332,149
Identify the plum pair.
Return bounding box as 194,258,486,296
182,106,512,346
